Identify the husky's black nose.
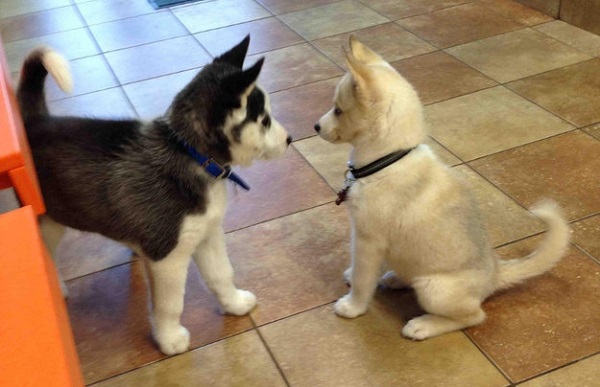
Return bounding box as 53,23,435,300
286,136,293,145
314,123,321,132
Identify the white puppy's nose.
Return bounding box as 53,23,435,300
314,123,321,132
286,135,292,145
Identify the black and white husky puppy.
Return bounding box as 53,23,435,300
17,36,291,355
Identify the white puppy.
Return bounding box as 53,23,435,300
314,36,570,340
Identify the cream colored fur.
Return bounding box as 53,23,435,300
316,36,570,340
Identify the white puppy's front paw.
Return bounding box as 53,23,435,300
334,294,367,319
402,316,435,341
222,289,257,316
154,325,190,355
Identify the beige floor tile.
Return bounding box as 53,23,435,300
269,77,341,141
104,36,211,84
571,215,600,263
0,5,84,43
519,354,600,387
93,331,286,387
246,44,342,93
257,0,340,15
468,236,600,382
45,55,118,101
426,86,573,161
447,28,591,83
227,203,350,325
48,87,137,119
313,23,435,68
0,0,70,19
455,165,545,247
123,69,197,120
260,299,508,387
223,147,334,232
279,0,389,41
294,136,460,191
358,0,474,20
392,51,497,105
3,28,99,72
293,136,351,191
194,17,303,57
56,229,132,281
76,0,156,25
534,20,600,57
469,131,600,222
68,261,253,384
89,11,187,52
583,122,600,139
172,0,270,34
481,0,554,26
398,2,524,49
507,58,600,127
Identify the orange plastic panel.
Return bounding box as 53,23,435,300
0,38,45,214
0,206,84,387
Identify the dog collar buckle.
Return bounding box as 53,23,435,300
181,141,250,191
336,169,356,205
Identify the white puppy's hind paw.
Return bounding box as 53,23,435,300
334,294,367,319
343,267,352,285
154,325,190,355
379,271,408,290
402,316,436,341
222,289,257,316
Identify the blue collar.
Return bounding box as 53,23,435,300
181,141,250,191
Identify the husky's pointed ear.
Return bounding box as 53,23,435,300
214,35,251,68
345,50,372,103
349,35,384,65
224,57,264,99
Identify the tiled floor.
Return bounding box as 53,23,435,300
2,0,600,385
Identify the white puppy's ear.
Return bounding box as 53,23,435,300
345,50,373,104
349,35,385,65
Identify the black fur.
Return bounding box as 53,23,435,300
17,36,263,260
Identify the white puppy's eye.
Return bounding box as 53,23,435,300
334,107,342,116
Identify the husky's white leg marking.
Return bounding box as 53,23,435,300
144,245,195,355
39,216,68,297
193,228,256,315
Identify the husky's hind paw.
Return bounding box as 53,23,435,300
222,289,257,316
334,294,367,318
154,325,190,355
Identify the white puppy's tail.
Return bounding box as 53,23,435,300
17,47,72,120
495,200,569,291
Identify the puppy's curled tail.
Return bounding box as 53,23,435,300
495,200,569,291
17,47,72,121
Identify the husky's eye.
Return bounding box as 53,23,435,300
334,107,342,116
261,115,271,127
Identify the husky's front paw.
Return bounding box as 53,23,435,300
334,294,367,318
154,325,190,355
222,289,257,315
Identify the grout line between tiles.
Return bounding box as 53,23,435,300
510,349,600,385
70,4,140,117
253,322,292,387
462,330,514,384
85,326,257,386
572,242,600,266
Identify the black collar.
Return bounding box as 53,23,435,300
336,147,415,205
349,148,415,179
